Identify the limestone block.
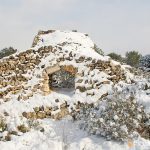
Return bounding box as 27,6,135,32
45,65,60,75
37,111,46,119
42,84,50,92
62,65,77,74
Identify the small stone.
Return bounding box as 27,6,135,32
33,107,40,112
37,112,46,119
22,112,28,118
41,65,45,68
39,106,44,111
55,99,59,103
52,106,59,111
17,125,29,133
40,128,45,132
5,134,11,141
4,112,9,116
10,131,18,135
44,107,51,116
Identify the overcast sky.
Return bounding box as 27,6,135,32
0,0,150,55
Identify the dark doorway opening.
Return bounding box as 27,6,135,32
48,69,75,89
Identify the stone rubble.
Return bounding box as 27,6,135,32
0,30,134,138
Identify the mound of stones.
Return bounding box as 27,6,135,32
0,30,131,123
0,47,126,98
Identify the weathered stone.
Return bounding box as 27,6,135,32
10,131,18,135
44,107,51,115
52,107,69,120
17,125,30,133
102,81,110,84
52,106,59,111
45,65,60,75
55,99,59,103
33,107,40,112
42,84,50,92
37,112,46,119
4,134,11,141
22,96,28,101
60,103,67,108
22,112,28,118
76,86,86,92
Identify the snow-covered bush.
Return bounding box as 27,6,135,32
76,92,150,141
94,44,104,56
140,55,150,71
0,116,7,132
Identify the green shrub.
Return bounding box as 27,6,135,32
0,47,17,59
94,44,104,56
108,52,123,62
125,51,141,67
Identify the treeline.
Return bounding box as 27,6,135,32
107,51,150,70
0,47,17,59
94,45,149,70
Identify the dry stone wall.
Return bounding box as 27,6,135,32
0,44,128,102
0,30,132,122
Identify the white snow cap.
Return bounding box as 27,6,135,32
33,30,109,61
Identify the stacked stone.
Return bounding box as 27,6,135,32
87,59,126,82
0,31,130,121
0,43,126,101
22,102,69,120
0,46,55,99
74,56,126,83
74,57,126,98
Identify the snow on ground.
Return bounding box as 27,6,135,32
1,117,150,150
0,83,112,131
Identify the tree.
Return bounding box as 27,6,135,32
107,52,123,62
125,51,141,67
94,44,104,56
139,54,150,70
0,47,17,59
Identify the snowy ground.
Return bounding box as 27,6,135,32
0,78,149,150
1,117,150,150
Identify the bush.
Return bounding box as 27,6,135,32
0,47,17,59
125,51,141,67
108,52,123,62
139,54,150,71
94,44,104,56
76,92,149,141
0,116,7,132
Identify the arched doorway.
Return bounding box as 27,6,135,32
49,69,75,88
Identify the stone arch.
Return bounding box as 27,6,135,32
41,65,77,95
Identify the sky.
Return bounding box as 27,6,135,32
0,0,150,55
